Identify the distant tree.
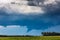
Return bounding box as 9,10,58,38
42,32,60,36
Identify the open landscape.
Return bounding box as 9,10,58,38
0,0,60,40
0,36,60,40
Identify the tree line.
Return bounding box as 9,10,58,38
42,32,60,36
0,35,34,37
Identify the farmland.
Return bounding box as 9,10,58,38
0,36,60,40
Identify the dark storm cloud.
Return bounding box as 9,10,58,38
0,0,60,31
27,0,60,12
27,0,45,6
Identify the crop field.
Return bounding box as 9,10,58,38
0,36,60,40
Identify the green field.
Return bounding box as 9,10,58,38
0,36,60,40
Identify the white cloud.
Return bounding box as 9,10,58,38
44,0,56,5
0,25,28,35
8,5,44,14
0,0,44,15
0,25,42,36
0,26,4,28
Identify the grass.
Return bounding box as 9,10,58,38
0,36,60,40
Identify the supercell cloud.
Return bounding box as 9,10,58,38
0,0,60,35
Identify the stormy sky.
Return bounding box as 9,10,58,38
0,0,60,36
